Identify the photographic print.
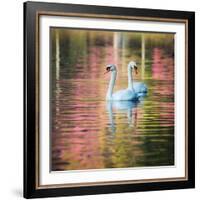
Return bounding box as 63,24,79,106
24,2,195,198
50,28,175,171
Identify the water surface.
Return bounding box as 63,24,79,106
50,29,174,171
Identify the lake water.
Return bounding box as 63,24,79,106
51,29,174,171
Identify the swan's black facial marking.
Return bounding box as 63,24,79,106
104,66,111,74
106,66,111,72
134,65,137,70
134,65,138,74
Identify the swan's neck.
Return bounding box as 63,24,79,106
106,71,117,100
128,65,133,90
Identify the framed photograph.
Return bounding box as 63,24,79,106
24,1,195,198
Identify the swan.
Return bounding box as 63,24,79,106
128,61,148,95
105,64,138,101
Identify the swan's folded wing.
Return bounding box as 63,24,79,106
132,81,148,93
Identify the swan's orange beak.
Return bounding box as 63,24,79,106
134,66,138,75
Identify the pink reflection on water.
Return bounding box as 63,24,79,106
151,48,174,128
152,48,174,81
152,48,174,96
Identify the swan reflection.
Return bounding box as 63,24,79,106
106,100,139,133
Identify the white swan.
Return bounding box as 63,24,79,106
105,64,138,101
128,61,148,95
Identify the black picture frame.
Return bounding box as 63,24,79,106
24,1,195,198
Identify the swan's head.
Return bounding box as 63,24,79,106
128,61,138,74
105,64,117,74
